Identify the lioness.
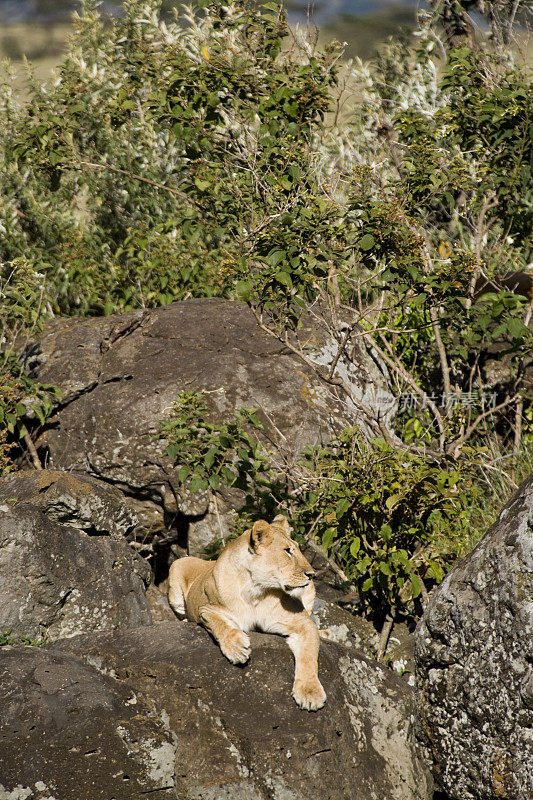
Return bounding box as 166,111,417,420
168,515,326,711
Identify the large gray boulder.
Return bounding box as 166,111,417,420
0,621,432,800
31,299,393,555
0,469,140,540
0,503,151,642
0,645,176,800
415,474,533,799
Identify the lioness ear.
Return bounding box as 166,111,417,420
249,520,271,551
272,514,291,535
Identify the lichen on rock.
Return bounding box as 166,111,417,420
415,474,533,800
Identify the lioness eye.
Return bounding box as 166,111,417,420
284,547,292,554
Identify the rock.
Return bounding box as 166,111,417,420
146,583,177,624
384,621,416,682
415,474,533,800
313,598,415,680
0,503,151,642
185,493,237,557
0,645,176,800
0,469,139,540
0,621,432,800
312,595,379,659
31,299,394,554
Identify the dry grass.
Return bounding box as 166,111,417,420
0,22,72,91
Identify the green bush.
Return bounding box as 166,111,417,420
290,431,478,613
0,261,61,473
0,0,338,315
158,390,273,495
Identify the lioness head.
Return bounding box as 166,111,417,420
247,515,315,601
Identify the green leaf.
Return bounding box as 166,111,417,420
178,466,191,483
275,271,292,287
267,250,286,267
380,524,392,541
349,537,360,558
385,494,401,511
359,234,375,251
220,465,235,485
507,317,526,339
322,526,336,551
356,555,371,573
188,476,206,493
48,150,64,166
410,574,422,599
209,474,220,490
194,177,211,191
427,560,445,583
391,549,408,564
236,280,252,301
336,497,351,518
287,164,301,181
204,447,218,469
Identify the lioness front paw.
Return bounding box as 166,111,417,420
292,678,326,711
220,629,251,665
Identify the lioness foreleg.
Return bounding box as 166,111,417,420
199,604,251,665
267,615,326,711
288,623,326,711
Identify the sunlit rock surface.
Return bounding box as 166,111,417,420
415,474,533,799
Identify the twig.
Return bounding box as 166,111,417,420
506,0,522,44
327,323,356,380
212,493,225,541
420,576,430,609
251,308,385,439
301,511,353,585
305,536,350,584
374,332,446,445
377,612,394,662
327,261,341,310
377,119,405,180
466,193,497,310
23,429,43,470
250,396,287,442
513,394,523,469
449,394,520,456
429,305,451,400
73,160,202,212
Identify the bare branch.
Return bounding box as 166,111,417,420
374,332,446,444
23,429,43,471
73,160,203,212
449,394,520,456
429,305,451,400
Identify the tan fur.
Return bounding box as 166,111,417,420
168,515,326,711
